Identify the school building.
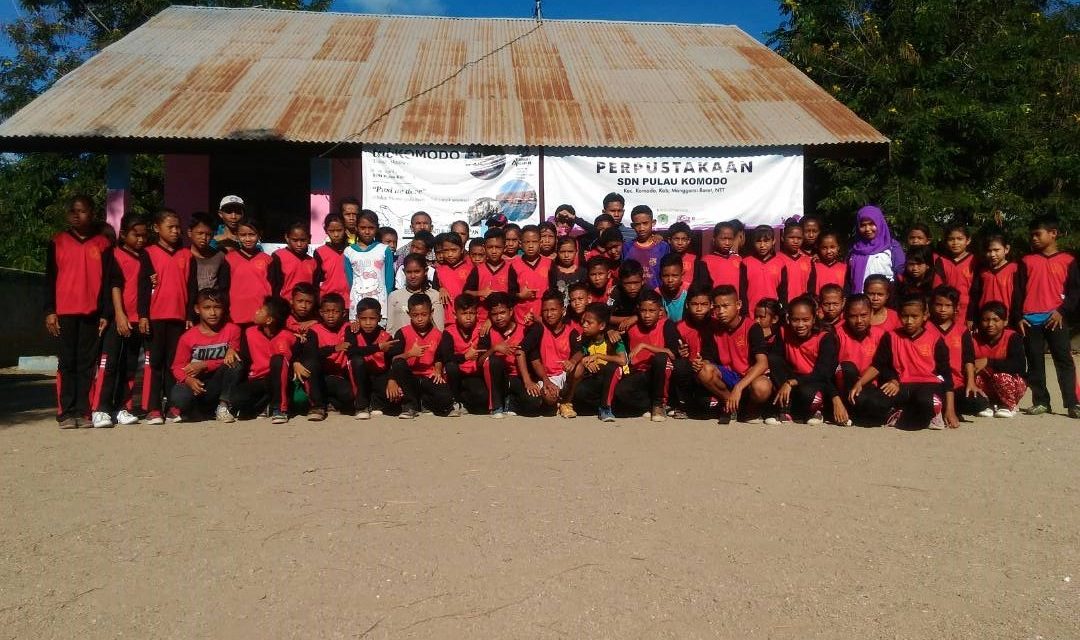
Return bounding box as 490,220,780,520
0,6,887,242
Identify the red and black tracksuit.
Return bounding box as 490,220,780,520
620,319,680,412
437,323,486,413
775,325,839,421
138,242,193,415
463,260,518,323
510,255,552,325
479,321,540,415
387,324,453,415
932,321,969,412
167,323,243,417
834,324,891,425
434,258,474,316
226,326,295,418
521,321,581,408
739,254,786,314
225,249,272,326
349,326,394,412
269,247,316,302
299,322,365,414
871,327,952,428
671,317,719,418
1020,251,1080,409
933,253,975,322
45,229,111,422
313,242,350,309
91,245,144,416
778,252,812,301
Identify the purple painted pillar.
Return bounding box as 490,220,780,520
105,154,131,235
310,158,332,245
164,155,210,229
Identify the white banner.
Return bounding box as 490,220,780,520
362,145,541,237
543,147,804,228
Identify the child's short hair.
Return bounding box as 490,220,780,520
262,296,291,329
618,259,644,280
155,208,181,225
637,289,661,306
69,194,95,211
541,289,564,304
188,211,215,230
906,245,933,265
583,302,611,324
285,220,310,237
630,204,653,219
602,193,625,208
659,253,683,271
484,291,514,311
598,227,623,248
593,213,615,227
899,294,928,311
711,284,738,299
358,209,379,226
943,222,969,237
292,282,317,299
504,222,521,234
455,292,479,311
983,233,1009,250
468,238,485,250
120,212,148,232
756,298,782,318
320,293,345,309
931,285,960,306
667,221,692,237
800,214,822,229
568,281,589,296
979,301,1008,320
356,297,382,316
484,228,505,242
451,219,469,231
586,255,611,272
412,231,436,250
322,212,345,229
556,235,577,251
521,224,540,237
195,287,226,305
377,226,397,241
817,230,841,247
844,293,871,312
686,282,712,301
820,283,844,298
236,217,260,233
407,292,432,311
908,222,931,237
438,231,464,248
337,196,360,213
538,221,557,235
402,253,428,272
863,274,892,290
1030,216,1060,233
714,220,737,235
749,225,774,243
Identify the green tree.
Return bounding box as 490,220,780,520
771,0,1079,242
0,0,331,271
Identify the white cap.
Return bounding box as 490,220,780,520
219,195,244,209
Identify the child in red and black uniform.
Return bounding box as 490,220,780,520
548,236,587,298
895,246,935,300
186,212,230,324
285,283,318,337
385,294,453,419
711,285,775,422
832,295,891,427
773,296,839,425
853,295,956,430
478,292,542,418
313,214,351,309
434,232,472,316
349,298,396,420
620,290,680,422
463,228,517,324
225,218,272,328
670,284,726,420
510,225,552,325
970,234,1024,327
818,284,845,327
269,222,315,302
1020,216,1080,416
521,290,580,418
808,232,847,296
90,213,148,428
230,297,295,424
929,286,967,423
45,195,112,428
932,224,976,326
138,209,193,425
963,302,1027,418
777,222,812,301
167,288,243,423
584,256,614,304
701,221,741,292
865,274,901,332
666,222,707,290
438,293,487,416
740,225,787,314
608,259,647,336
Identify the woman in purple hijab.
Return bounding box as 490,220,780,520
847,205,906,293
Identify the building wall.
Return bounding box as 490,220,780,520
0,268,52,367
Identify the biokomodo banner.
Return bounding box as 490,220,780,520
361,145,541,238
543,147,804,228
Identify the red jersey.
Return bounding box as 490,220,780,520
394,324,442,377
109,246,142,321
932,322,966,389
740,255,786,312
519,322,579,378
140,243,193,322
778,252,812,300
872,308,901,333
963,329,1025,375
625,319,677,371
510,255,552,324
353,327,392,372
45,230,111,316
309,322,349,376
482,322,529,377
677,252,698,289
879,328,946,385
973,262,1022,322
434,259,474,314
438,323,482,375
714,317,757,376
226,250,273,325
970,329,1017,361
1021,252,1079,314
587,281,614,304
314,243,350,305
170,322,241,383
465,260,514,322
933,254,975,320
836,324,884,372
701,253,742,289
270,248,316,302
780,326,831,376
676,318,712,360
810,260,848,295
243,325,295,380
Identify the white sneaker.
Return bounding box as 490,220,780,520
215,404,235,423
994,408,1015,419
976,408,995,418
91,411,114,428
370,409,384,417
115,409,139,425
763,416,780,426
806,411,824,426
928,413,946,430
355,410,371,420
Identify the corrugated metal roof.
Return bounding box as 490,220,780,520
0,6,888,148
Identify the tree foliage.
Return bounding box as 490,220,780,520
771,0,1079,242
0,0,331,271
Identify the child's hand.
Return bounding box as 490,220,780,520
183,360,208,376
628,344,642,359
224,348,240,367
464,346,480,361
295,332,307,343
97,317,108,337
725,385,743,414
965,384,987,399
45,313,60,337
522,312,535,326
774,381,793,406
439,288,450,305
335,341,350,352
386,379,403,402
350,319,361,333
677,340,689,358
298,320,317,332
479,319,491,335
606,329,622,344
293,361,311,380
1018,318,1031,336
519,284,536,300
404,343,428,359
139,318,150,335
880,380,900,397
945,409,960,429
149,273,159,288
560,359,573,372
185,376,206,396
1046,310,1064,330
848,382,863,404
524,379,541,397
832,398,850,426
617,317,636,332
185,320,193,330
431,370,446,384
690,357,704,373
378,339,399,353
478,288,492,300
115,312,132,337
542,381,559,404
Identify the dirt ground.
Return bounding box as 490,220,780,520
1,370,1078,639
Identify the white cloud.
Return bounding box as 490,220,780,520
334,0,448,15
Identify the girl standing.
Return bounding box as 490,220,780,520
225,218,272,328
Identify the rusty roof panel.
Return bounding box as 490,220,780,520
0,6,888,148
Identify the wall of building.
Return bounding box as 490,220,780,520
0,268,52,367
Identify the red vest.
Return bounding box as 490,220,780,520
933,322,966,388
1022,252,1074,314
511,255,552,324
626,320,668,371
49,231,111,316
779,252,812,300
355,328,392,371
888,328,944,384
743,255,785,311
310,322,349,375
538,324,576,377
273,248,316,301
226,250,272,325
444,323,481,375
812,260,847,294
976,262,1017,317
676,319,710,360
701,253,741,289
714,317,754,375
315,243,349,305
487,322,528,376
435,259,474,315
112,246,142,321
836,324,884,372
473,261,512,322
679,252,697,289
934,254,975,320
399,324,441,376
145,243,193,321
873,309,901,333
244,326,295,379
971,329,1017,360
780,325,828,376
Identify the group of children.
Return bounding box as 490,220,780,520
45,192,1078,430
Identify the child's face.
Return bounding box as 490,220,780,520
219,207,242,232
325,220,346,245
604,241,623,262
341,205,359,232
1031,227,1057,252
818,235,840,262
485,238,506,263
291,292,315,320
454,305,477,330
907,229,929,247
980,310,1005,339
67,200,94,233
568,289,589,316
356,308,381,334
434,246,447,265
802,220,820,246
541,298,564,327
381,232,398,251
237,225,260,252
319,302,345,328
469,244,485,264
669,231,691,254
155,216,182,246
409,239,427,255
712,294,741,326
685,294,711,322
285,228,311,254
539,228,556,254
488,303,512,331
604,200,626,226
195,298,225,328
556,242,576,266
452,223,469,245
252,304,270,326
858,218,877,241
931,295,956,324
754,307,776,331
408,303,433,331
588,265,609,290
123,223,148,251
782,227,804,255
787,304,814,338
630,213,654,241
188,223,213,251
638,300,662,327
715,228,735,254
411,215,432,234
945,230,970,256
580,311,606,338
820,292,844,322
620,273,644,298
906,261,929,280
985,241,1008,267
520,230,541,259
441,241,463,265
356,218,377,245
503,230,520,256
404,261,426,290
753,234,775,258
899,303,928,335
660,265,682,292
865,282,888,311
844,301,872,333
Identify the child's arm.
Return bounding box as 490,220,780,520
343,249,354,289
387,329,409,362
935,339,958,427
462,267,483,298
383,246,396,295
777,266,788,306
738,263,749,310
990,333,1027,375
171,331,194,383
43,238,58,335
186,257,201,324
806,264,817,299
967,272,984,324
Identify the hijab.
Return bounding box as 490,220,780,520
849,205,904,291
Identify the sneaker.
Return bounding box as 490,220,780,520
836,418,853,427
779,412,793,424
215,404,236,423
641,411,652,419
420,410,434,416
145,410,164,426
91,411,114,428
1024,404,1049,416
598,406,616,423
447,404,463,418
1069,405,1080,419
491,408,506,420
994,408,1015,419
806,411,824,426
271,411,288,424
650,405,667,423
558,402,577,419
928,413,946,430
355,409,372,420
167,408,182,424
976,408,995,418
763,416,781,426
884,409,903,428
399,408,418,420
307,407,327,422
717,411,734,425
58,416,78,429
669,408,688,420
116,409,139,426
370,409,384,417
746,416,764,425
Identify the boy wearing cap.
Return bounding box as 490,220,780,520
212,195,245,251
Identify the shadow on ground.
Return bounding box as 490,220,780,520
0,371,55,426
